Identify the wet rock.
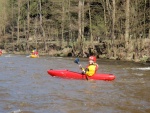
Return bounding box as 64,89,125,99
146,57,150,63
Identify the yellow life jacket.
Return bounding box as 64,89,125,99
85,64,97,76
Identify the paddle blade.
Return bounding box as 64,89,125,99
74,58,79,64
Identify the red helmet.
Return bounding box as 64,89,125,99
89,56,96,62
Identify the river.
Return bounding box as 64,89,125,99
0,54,150,113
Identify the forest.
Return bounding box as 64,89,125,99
0,0,149,63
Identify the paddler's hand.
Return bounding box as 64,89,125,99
79,64,82,69
82,68,89,74
82,70,86,74
85,68,89,72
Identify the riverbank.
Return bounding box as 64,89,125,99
1,38,150,64
1,49,150,66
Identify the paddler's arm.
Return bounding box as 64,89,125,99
79,64,85,73
79,65,90,75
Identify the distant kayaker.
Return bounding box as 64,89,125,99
31,49,39,56
79,56,99,76
0,49,2,56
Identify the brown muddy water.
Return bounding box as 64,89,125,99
0,54,150,113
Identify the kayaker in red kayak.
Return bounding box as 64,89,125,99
79,56,99,77
47,57,115,81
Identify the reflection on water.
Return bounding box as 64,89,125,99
0,54,150,113
131,67,150,71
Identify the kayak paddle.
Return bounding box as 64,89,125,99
74,58,88,80
74,58,80,64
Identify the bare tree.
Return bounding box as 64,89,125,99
88,2,93,43
112,0,115,40
102,0,108,37
112,0,116,58
38,0,47,51
125,0,130,47
26,0,30,52
17,0,20,45
78,0,82,43
81,0,85,42
61,0,65,44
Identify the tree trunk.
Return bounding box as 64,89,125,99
125,0,130,47
112,0,115,40
143,0,146,37
68,0,72,43
78,0,82,43
148,29,150,39
17,0,20,45
34,18,38,49
102,0,108,38
26,0,30,52
81,0,85,42
39,0,47,51
105,0,112,57
11,0,14,52
112,0,116,58
61,0,65,45
88,2,93,43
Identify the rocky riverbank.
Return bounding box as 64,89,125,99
45,38,149,62
1,38,150,64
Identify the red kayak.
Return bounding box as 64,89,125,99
47,69,116,81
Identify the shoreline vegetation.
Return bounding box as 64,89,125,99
1,38,150,65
